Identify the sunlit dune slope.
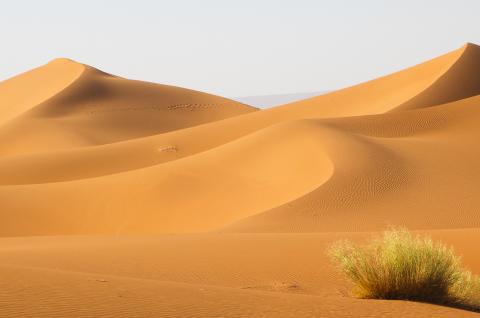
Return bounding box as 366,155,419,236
0,58,256,155
0,44,480,236
0,120,335,235
226,95,480,232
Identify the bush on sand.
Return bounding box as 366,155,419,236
328,228,480,310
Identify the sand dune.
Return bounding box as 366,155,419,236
0,59,84,125
1,43,480,235
0,58,256,156
2,43,480,317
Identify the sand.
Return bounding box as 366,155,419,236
1,43,480,317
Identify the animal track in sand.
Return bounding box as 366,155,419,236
83,103,236,115
158,146,178,152
241,281,302,293
167,103,234,111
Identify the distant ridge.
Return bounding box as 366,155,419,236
232,91,327,108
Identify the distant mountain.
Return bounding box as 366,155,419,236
232,91,327,108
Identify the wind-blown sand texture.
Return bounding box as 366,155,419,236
1,43,480,317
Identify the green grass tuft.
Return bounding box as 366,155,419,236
328,228,480,310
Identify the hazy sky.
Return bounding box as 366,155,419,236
1,0,479,97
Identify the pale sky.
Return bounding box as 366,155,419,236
1,0,479,97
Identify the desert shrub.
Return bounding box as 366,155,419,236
328,228,480,309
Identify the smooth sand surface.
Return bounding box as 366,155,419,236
1,43,480,317
2,230,480,317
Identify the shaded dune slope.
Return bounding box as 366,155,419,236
0,58,84,125
1,44,480,236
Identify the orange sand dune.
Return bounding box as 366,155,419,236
1,43,480,317
0,59,84,125
0,58,256,156
1,44,480,235
0,44,478,185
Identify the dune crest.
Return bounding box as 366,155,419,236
394,42,480,111
0,58,85,125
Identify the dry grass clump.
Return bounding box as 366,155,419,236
328,228,480,310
